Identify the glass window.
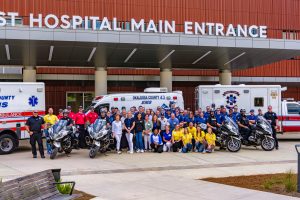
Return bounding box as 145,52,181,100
287,103,300,114
66,92,94,110
254,97,264,107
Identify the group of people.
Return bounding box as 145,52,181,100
25,103,279,159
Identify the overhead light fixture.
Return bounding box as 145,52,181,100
124,48,137,63
159,50,175,64
224,52,246,65
5,44,10,60
87,47,97,62
48,45,54,61
192,51,212,65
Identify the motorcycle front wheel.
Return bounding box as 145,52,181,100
261,137,275,151
50,147,58,160
227,137,241,152
89,147,97,159
64,148,72,154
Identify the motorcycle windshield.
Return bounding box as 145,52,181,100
92,119,105,133
224,116,239,134
257,116,273,133
53,120,68,133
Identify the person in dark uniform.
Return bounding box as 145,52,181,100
264,105,279,150
237,109,251,143
25,110,45,158
206,110,220,134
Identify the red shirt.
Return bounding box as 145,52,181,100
69,112,76,121
57,114,63,120
75,112,86,125
86,112,98,124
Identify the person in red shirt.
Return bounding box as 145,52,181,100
75,106,87,148
57,109,63,120
67,106,76,121
86,107,98,124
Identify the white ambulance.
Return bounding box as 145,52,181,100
195,84,300,133
0,82,45,154
87,87,184,113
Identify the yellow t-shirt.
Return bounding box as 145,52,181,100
187,126,197,138
179,128,184,134
182,133,192,146
205,133,216,146
172,130,183,141
194,131,206,143
44,114,59,126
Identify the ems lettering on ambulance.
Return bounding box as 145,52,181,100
223,91,240,109
0,95,15,108
133,95,163,105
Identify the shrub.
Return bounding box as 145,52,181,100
262,179,274,190
284,170,297,193
56,179,73,195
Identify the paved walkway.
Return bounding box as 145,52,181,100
0,141,299,199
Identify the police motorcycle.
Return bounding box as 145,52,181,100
215,116,242,152
241,116,275,151
48,120,77,159
87,118,114,158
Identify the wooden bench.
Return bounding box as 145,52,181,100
0,169,80,200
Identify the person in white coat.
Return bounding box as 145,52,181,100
112,114,123,154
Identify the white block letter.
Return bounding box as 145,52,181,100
30,13,42,28
99,17,112,31
72,15,83,29
7,12,19,26
131,18,145,32
44,14,59,29
259,26,267,38
60,15,70,29
184,21,193,34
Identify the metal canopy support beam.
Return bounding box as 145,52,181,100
160,68,172,92
95,67,107,96
219,69,232,85
23,66,36,82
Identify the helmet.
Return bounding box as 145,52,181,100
63,109,69,114
100,108,107,114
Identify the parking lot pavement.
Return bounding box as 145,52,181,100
0,140,299,199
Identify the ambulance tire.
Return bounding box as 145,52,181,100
0,134,17,155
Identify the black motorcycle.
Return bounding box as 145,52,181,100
48,120,78,159
216,116,242,152
241,116,275,151
87,119,114,158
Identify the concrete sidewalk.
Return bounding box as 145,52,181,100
1,141,299,199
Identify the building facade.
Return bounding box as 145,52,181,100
0,0,300,112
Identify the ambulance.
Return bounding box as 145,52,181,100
195,84,300,133
87,87,184,114
0,82,45,154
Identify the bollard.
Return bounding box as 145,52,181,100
295,145,300,193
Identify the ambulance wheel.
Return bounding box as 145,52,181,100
0,134,17,154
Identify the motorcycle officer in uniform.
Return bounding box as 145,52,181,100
264,105,279,150
25,110,45,158
237,109,252,143
60,109,74,126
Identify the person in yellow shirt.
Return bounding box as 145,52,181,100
43,108,59,154
187,122,197,151
195,125,207,153
205,127,216,153
172,124,183,152
182,128,192,153
179,122,185,134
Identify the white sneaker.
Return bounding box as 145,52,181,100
179,149,182,153
130,151,134,154
136,149,141,153
141,149,144,153
117,151,122,154
127,151,131,154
